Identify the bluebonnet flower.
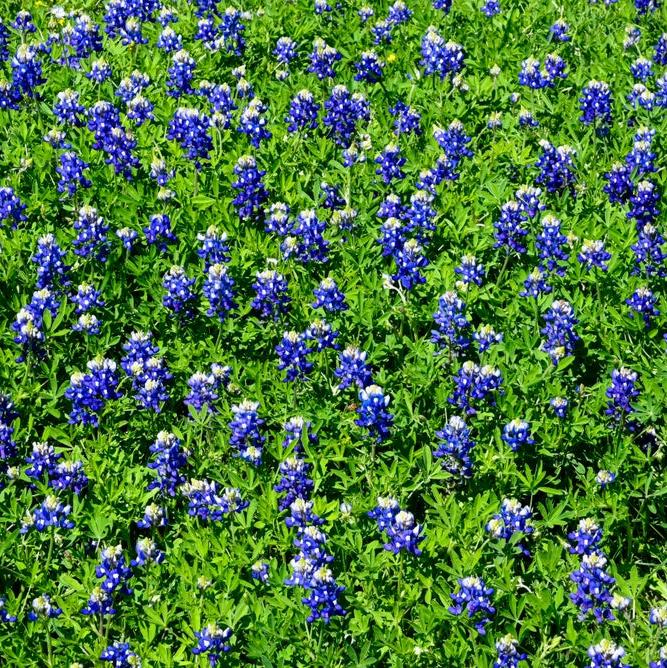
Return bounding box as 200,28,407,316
494,634,527,668
635,0,660,13
203,264,236,321
449,362,503,414
32,233,69,288
94,544,133,596
229,400,265,464
606,368,639,425
624,26,642,50
541,300,578,364
11,291,56,362
12,10,36,33
167,107,212,167
184,371,219,414
264,202,291,235
157,26,183,53
252,269,290,320
434,415,475,478
335,346,373,391
72,205,109,262
627,81,656,109
147,432,189,496
0,187,26,227
421,27,464,79
515,186,544,219
375,144,405,184
388,0,412,23
11,45,44,97
449,576,495,635
378,218,405,257
20,494,74,533
550,19,570,41
535,140,576,193
502,419,534,451
194,17,219,50
518,58,548,89
100,642,141,667
431,291,471,351
56,151,91,196
147,158,173,187
380,510,425,555
167,50,195,97
275,456,314,510
27,595,62,621
301,565,346,623
231,155,269,220
633,224,667,276
628,180,660,229
520,267,552,298
654,33,667,64
286,498,323,529
88,58,112,83
0,599,16,624
649,606,667,628
518,109,539,128
192,624,233,665
578,240,611,271
286,90,319,133
126,95,154,126
182,480,249,519
238,98,271,148
305,319,339,351
143,214,176,251
455,254,485,286
567,518,603,556
25,441,60,481
282,209,329,264
356,385,393,442
481,0,501,16
116,227,138,251
53,89,86,126
276,331,314,382
73,313,100,335
550,397,568,418
544,53,567,81
282,416,318,452
368,496,400,532
309,38,341,79
494,201,528,253
579,81,613,128
626,140,655,177
487,113,503,129
570,552,616,622
371,19,393,45
535,215,569,274
275,36,297,65
131,538,164,567
596,470,616,488
252,561,269,582
631,57,653,81
390,101,421,136
65,357,122,427
359,5,374,21
51,460,88,495
162,266,196,318
603,163,634,205
323,85,370,147
355,51,384,84
219,7,246,55
486,498,534,554
312,277,347,312
626,286,659,327
650,646,667,668
404,191,436,243
474,325,503,352
392,239,428,290
321,182,345,210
